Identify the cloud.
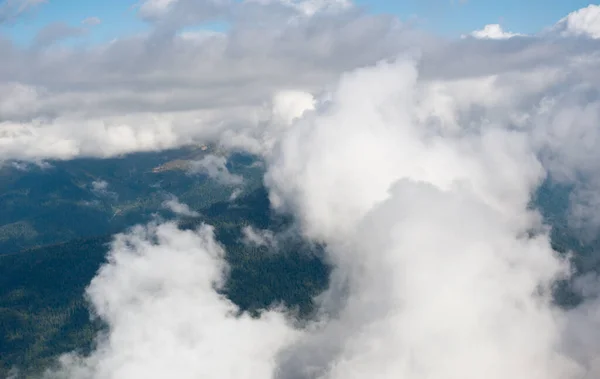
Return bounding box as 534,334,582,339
468,23,523,39
44,47,600,378
188,155,243,185
0,1,414,162
91,180,117,198
13,3,600,378
0,0,46,24
162,195,200,217
136,0,183,19
242,225,277,248
32,22,87,48
556,4,600,39
271,90,316,125
0,82,39,120
244,0,352,16
45,222,297,379
229,187,243,201
267,56,600,379
81,17,101,26
91,180,109,192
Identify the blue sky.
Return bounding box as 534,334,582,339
357,0,594,34
0,0,596,46
0,0,147,45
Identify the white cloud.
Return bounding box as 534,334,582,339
90,180,110,195
46,222,297,379
242,226,277,248
137,0,179,18
244,0,352,16
267,59,545,241
229,188,243,201
91,179,118,200
271,90,316,125
15,3,600,378
267,57,599,379
556,4,600,39
468,24,522,39
162,195,200,217
81,17,101,26
43,46,600,378
188,155,243,185
91,180,108,192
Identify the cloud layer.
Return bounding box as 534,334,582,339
46,223,296,379
266,58,583,379
10,2,600,379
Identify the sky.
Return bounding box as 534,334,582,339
0,0,148,45
359,0,595,34
0,0,596,45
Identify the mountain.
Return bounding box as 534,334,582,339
0,146,261,254
1,150,599,378
0,150,329,378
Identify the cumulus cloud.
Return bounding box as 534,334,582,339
48,51,600,379
267,56,600,379
468,23,523,39
45,222,297,379
16,2,600,379
188,155,243,185
271,90,316,125
556,4,600,39
162,195,200,217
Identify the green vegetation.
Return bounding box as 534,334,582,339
0,147,263,254
0,183,330,378
0,237,108,376
1,153,597,379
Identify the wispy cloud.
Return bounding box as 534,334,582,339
90,180,117,199
81,16,101,26
162,194,199,217
0,0,46,24
188,155,243,186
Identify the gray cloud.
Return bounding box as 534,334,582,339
0,0,45,24
32,22,87,48
0,3,414,161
